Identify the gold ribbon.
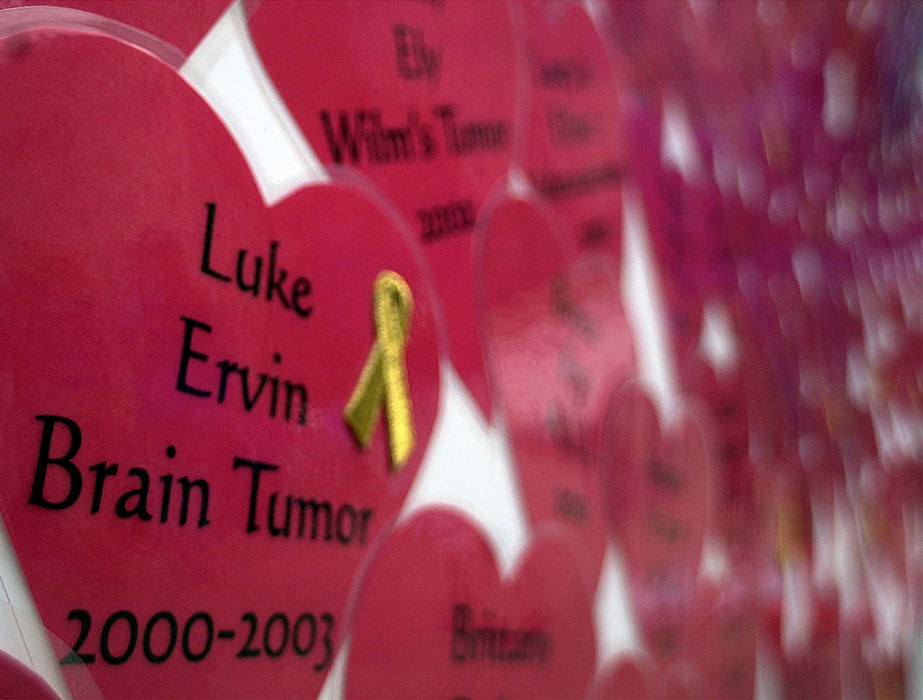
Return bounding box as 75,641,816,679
344,270,415,471
776,499,804,569
873,666,904,700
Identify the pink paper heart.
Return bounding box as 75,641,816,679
0,650,58,699
477,193,636,594
247,0,518,419
515,0,626,261
600,383,712,661
0,27,440,697
345,508,596,699
0,1,228,57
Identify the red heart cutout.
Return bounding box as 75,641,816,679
0,650,58,699
0,28,440,697
682,580,757,700
591,657,652,699
622,99,707,363
477,193,636,593
0,1,228,57
679,353,757,567
515,0,626,260
600,383,712,661
247,0,517,419
344,508,596,699
594,581,757,700
778,592,842,700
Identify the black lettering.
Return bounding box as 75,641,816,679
314,613,334,672
393,24,413,78
449,604,549,665
30,415,82,510
263,613,289,658
176,317,212,398
296,499,332,541
114,467,153,521
216,359,241,404
236,250,262,297
292,613,317,657
89,461,118,514
177,477,210,527
159,474,173,523
291,277,312,317
268,493,291,537
182,612,214,662
99,611,138,665
284,381,308,425
335,504,356,543
266,242,291,308
451,604,472,662
64,609,96,665
237,612,260,658
319,110,362,164
200,203,231,282
143,611,178,664
234,457,279,533
358,508,373,544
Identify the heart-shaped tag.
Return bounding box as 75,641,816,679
779,592,842,699
0,27,440,697
594,580,757,700
683,580,757,700
591,657,652,699
344,508,596,699
600,383,712,661
477,193,635,593
679,353,757,566
247,0,517,419
515,0,625,260
0,1,228,56
622,98,706,364
0,649,58,699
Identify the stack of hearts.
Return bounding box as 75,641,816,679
1,1,921,699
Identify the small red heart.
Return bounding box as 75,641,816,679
600,383,712,660
515,0,625,261
477,193,636,593
344,508,596,699
247,0,518,419
0,28,440,697
0,1,228,56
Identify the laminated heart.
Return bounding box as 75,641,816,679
777,592,842,700
0,1,228,57
599,382,712,661
679,352,757,567
593,582,756,700
591,655,696,700
247,0,517,419
0,28,440,698
477,193,635,594
622,98,705,364
514,0,626,261
682,580,757,700
344,508,596,699
590,657,652,699
0,650,58,699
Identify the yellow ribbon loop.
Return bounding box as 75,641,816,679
344,270,415,471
